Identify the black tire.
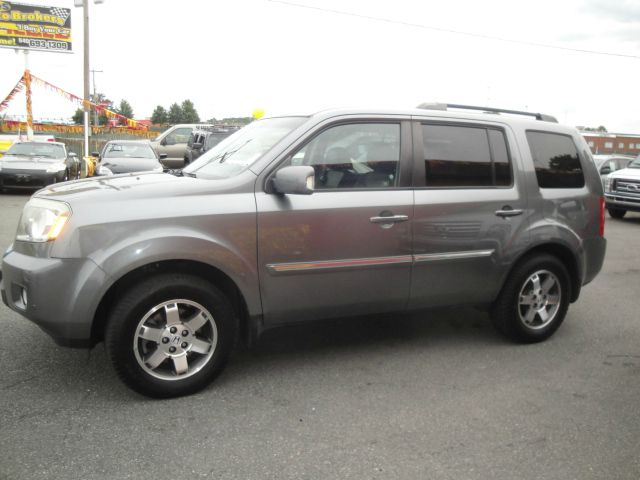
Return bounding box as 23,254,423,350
490,254,571,344
63,169,69,182
607,208,626,219
105,273,237,398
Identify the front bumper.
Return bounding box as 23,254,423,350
605,193,640,212
1,247,108,347
0,169,63,189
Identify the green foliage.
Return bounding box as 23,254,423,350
168,103,183,124
72,108,84,125
151,105,168,125
118,99,134,119
181,99,200,123
207,116,253,126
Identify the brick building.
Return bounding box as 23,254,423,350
581,132,640,156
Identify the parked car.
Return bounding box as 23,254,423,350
1,105,606,398
603,154,640,218
150,124,214,169
0,141,80,190
93,140,166,176
184,127,241,165
592,154,633,189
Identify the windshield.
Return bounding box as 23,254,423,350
104,143,156,159
7,142,65,159
183,117,307,179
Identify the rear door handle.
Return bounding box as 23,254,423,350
370,215,409,224
495,207,524,218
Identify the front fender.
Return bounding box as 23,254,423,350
92,228,260,316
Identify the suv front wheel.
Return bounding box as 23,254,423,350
105,273,237,398
491,254,570,343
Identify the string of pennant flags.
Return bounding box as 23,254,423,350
0,120,157,137
0,70,148,131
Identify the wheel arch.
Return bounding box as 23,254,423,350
503,242,582,303
91,259,259,347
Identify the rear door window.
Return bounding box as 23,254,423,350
421,124,512,187
526,131,585,188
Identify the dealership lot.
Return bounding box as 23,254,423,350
0,191,639,479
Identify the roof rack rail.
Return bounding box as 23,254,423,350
416,102,558,123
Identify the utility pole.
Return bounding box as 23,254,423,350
83,0,90,158
90,69,103,126
75,0,104,160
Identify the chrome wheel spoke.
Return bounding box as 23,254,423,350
530,274,541,292
139,325,164,344
520,294,535,306
173,355,189,375
184,311,208,332
524,306,537,324
190,338,213,355
164,303,181,325
538,307,550,323
145,349,167,369
546,294,560,305
541,275,556,294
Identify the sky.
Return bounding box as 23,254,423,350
1,0,639,131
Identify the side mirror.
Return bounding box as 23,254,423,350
91,151,100,157
272,166,315,195
192,142,203,150
160,137,168,146
159,153,168,160
600,166,612,175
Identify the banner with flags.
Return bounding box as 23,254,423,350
29,73,148,130
0,120,157,138
0,75,25,113
0,1,72,52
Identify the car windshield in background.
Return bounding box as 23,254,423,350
104,143,156,159
183,117,307,179
7,142,65,159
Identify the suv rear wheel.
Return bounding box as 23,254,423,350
491,254,570,343
607,208,626,219
105,273,237,398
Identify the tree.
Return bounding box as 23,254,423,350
72,108,84,125
181,99,200,123
151,105,168,124
118,99,134,119
89,92,114,126
168,103,183,124
597,125,607,132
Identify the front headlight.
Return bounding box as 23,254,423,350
16,198,71,242
46,163,66,173
604,176,613,192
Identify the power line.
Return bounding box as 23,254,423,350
268,0,640,60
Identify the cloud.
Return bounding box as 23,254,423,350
583,0,640,23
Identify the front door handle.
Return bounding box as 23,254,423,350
370,214,409,224
495,207,524,218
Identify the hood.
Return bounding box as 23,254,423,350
101,157,162,174
34,170,254,205
609,166,640,180
0,155,63,171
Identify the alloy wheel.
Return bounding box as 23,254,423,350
517,269,561,330
133,299,218,381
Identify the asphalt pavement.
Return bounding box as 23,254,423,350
0,191,639,480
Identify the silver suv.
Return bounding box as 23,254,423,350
0,105,606,398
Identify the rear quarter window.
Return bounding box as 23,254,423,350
526,131,585,188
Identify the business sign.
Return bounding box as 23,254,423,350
0,1,72,52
